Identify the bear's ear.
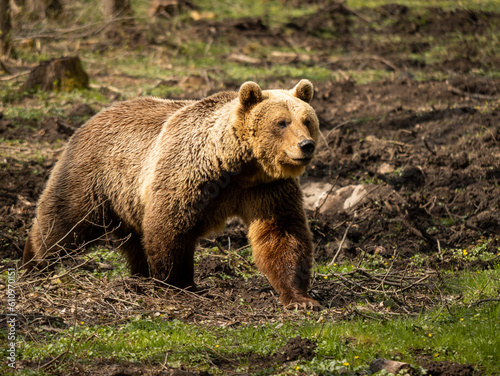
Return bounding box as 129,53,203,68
291,79,314,103
239,81,263,109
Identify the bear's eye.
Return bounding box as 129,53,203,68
277,120,288,129
304,119,311,128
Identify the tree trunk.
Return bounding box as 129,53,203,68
25,0,62,19
21,56,89,92
25,0,44,18
101,0,133,38
102,0,133,22
0,0,15,57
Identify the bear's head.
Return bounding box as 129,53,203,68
237,79,320,180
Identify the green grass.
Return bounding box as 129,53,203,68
2,88,108,121
6,246,499,375
410,238,500,268
81,247,129,279
346,0,500,12
11,286,500,375
193,0,318,25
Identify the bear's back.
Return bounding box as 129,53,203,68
77,97,194,144
48,97,195,231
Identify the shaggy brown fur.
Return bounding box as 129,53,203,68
23,80,321,309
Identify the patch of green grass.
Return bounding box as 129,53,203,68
146,84,184,98
455,240,499,262
20,318,275,371
82,247,129,279
194,0,318,25
411,238,500,267
440,217,456,227
17,285,500,375
452,268,500,304
13,50,54,65
347,0,500,12
3,89,108,121
2,107,48,124
419,32,500,68
0,137,29,147
314,249,397,278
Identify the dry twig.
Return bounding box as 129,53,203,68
448,85,499,101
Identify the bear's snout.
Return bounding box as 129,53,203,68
298,139,315,157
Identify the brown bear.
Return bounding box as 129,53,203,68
23,80,321,309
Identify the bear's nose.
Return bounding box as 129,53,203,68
298,139,315,156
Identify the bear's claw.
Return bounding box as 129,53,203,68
284,297,323,311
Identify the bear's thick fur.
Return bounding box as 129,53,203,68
23,80,320,309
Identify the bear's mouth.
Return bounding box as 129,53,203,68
292,157,313,165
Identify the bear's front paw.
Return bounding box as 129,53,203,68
22,259,51,276
282,295,323,311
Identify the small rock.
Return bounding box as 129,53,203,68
370,358,412,374
377,162,394,174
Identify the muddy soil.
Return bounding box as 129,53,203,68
1,2,499,375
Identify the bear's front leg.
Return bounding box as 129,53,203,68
243,180,321,310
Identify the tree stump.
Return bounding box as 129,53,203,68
21,56,89,92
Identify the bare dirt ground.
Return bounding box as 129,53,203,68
1,2,499,375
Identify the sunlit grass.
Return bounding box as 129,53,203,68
1,89,108,130
193,0,318,25
16,288,500,375
13,249,500,374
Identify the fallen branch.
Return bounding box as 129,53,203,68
15,16,142,41
329,55,399,71
329,221,353,266
0,70,30,81
151,278,211,301
356,269,403,288
470,298,500,307
448,85,499,101
89,83,122,96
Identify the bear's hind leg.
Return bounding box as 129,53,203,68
143,230,197,290
22,229,38,270
23,215,91,272
118,233,151,277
